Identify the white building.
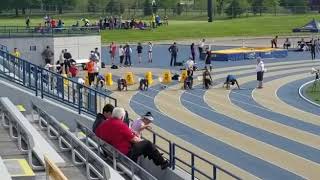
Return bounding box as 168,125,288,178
0,31,101,66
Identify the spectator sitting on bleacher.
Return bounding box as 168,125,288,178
96,107,170,169
92,104,114,133
130,112,154,137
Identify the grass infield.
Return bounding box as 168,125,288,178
0,14,320,43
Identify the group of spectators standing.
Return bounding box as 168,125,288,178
109,42,153,66
43,47,81,81
95,14,168,31
93,104,170,169
29,15,65,33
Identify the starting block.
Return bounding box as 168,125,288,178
125,72,135,85
105,73,113,86
162,71,172,84
145,71,153,85
180,70,188,82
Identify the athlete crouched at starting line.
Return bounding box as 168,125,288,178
139,78,149,91
223,74,240,90
117,78,128,91
203,67,213,89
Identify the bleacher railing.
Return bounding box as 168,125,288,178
31,102,113,179
0,26,100,38
0,45,241,180
0,47,117,114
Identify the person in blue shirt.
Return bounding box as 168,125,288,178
224,75,240,90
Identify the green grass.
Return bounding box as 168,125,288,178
306,82,320,105
1,14,320,43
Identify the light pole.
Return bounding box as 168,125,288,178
208,0,213,22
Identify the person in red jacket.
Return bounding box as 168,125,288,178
96,107,169,169
69,62,78,77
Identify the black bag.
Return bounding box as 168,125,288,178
174,62,183,66
111,65,118,69
172,74,179,80
101,62,105,68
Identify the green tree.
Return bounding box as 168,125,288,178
225,0,249,18
250,0,263,15
143,0,152,16
279,0,308,13
263,0,279,15
216,0,226,15
106,0,125,15
87,0,108,12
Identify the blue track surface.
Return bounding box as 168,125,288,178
277,77,320,116
180,70,320,158
130,83,303,180
229,77,320,136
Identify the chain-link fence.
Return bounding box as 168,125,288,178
1,4,320,19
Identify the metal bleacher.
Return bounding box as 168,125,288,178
0,43,242,180
0,97,88,180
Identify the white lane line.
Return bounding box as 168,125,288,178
299,80,320,108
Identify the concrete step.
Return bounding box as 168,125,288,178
3,159,35,180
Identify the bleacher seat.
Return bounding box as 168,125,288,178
0,97,66,169
3,159,35,180
0,156,12,180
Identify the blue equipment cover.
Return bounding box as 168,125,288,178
293,19,320,33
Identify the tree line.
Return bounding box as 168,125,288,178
222,0,314,18
0,0,316,17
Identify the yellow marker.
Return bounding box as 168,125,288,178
61,74,69,87
60,123,69,130
145,71,153,85
180,70,188,82
5,159,35,177
105,73,113,86
162,71,172,84
16,105,26,112
125,72,135,85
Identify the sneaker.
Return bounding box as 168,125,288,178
161,160,170,170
